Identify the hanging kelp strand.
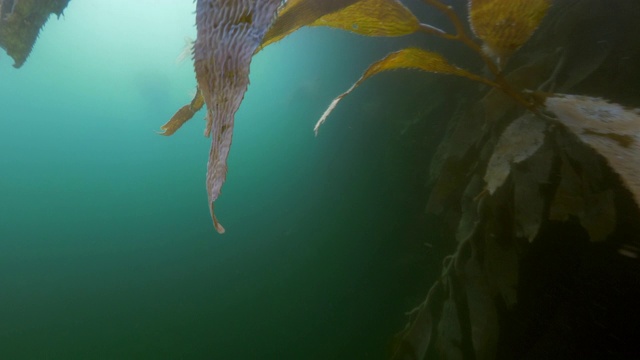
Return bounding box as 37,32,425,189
195,0,283,233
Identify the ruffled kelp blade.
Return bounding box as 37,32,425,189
260,0,419,50
194,0,283,234
158,89,204,136
314,47,494,134
544,94,640,210
468,0,551,64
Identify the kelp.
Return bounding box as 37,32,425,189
260,0,361,49
468,0,551,66
0,0,71,68
161,0,551,234
158,89,205,136
309,0,419,37
312,0,551,135
548,135,616,243
2,0,636,356
260,0,419,50
483,113,546,195
378,1,637,358
511,140,553,242
314,47,496,135
163,0,432,232
158,1,638,356
194,0,282,233
544,94,640,209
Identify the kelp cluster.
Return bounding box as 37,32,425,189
385,1,640,358
164,0,640,357
161,0,428,232
0,0,71,68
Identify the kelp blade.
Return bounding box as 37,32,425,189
159,90,205,136
261,0,360,49
468,0,550,61
260,0,418,50
544,94,640,210
311,0,419,37
484,114,546,194
195,0,283,233
314,47,492,134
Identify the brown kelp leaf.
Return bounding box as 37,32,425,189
468,0,551,64
484,231,518,308
159,89,205,136
314,47,492,134
549,155,584,222
260,0,360,49
195,0,283,233
511,141,553,242
456,175,484,243
549,153,616,242
545,94,640,209
463,254,499,360
261,0,418,50
436,282,464,359
484,114,546,194
581,190,616,242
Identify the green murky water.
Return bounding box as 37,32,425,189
6,1,640,358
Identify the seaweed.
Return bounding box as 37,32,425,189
0,0,71,68
161,1,640,357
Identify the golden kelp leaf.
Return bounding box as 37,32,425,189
314,47,492,134
311,0,419,37
545,94,640,209
261,0,360,49
483,114,546,194
261,0,418,50
158,89,204,136
468,0,551,63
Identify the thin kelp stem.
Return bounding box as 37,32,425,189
422,0,499,75
421,0,537,112
423,0,469,41
418,22,454,39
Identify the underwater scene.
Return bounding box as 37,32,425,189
1,0,640,358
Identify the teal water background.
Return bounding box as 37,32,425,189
0,1,441,358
